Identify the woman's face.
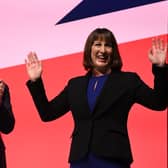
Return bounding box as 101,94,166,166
91,39,112,73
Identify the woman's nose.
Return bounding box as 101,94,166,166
100,45,105,53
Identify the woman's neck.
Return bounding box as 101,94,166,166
92,68,111,77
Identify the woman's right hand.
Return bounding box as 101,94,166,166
25,52,42,81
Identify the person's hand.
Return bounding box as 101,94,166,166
0,80,5,105
25,52,42,81
148,38,167,67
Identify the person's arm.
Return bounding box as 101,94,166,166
149,38,168,107
134,38,168,110
0,82,15,134
25,52,70,122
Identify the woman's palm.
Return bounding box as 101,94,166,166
148,39,167,66
25,52,42,81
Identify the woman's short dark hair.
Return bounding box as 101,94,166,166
83,28,123,71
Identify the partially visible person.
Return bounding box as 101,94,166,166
0,80,15,168
25,28,168,168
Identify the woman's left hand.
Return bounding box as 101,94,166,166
148,38,167,67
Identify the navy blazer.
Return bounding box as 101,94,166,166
26,65,168,164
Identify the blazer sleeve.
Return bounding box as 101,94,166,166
134,64,168,110
26,77,70,122
0,84,15,134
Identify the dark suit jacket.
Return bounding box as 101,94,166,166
0,85,15,167
26,65,168,164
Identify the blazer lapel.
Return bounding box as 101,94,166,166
76,73,92,117
92,72,127,117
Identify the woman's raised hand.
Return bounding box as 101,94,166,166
25,52,42,81
148,38,167,67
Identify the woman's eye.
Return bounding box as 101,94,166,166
95,43,101,46
105,43,112,47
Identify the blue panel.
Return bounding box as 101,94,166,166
56,0,164,25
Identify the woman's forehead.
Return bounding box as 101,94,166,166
93,35,111,42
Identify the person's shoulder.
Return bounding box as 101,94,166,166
116,70,138,78
116,71,142,86
68,74,87,83
114,71,141,84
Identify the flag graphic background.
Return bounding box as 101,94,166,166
0,1,167,167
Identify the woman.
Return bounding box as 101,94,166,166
25,28,168,168
0,80,15,168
